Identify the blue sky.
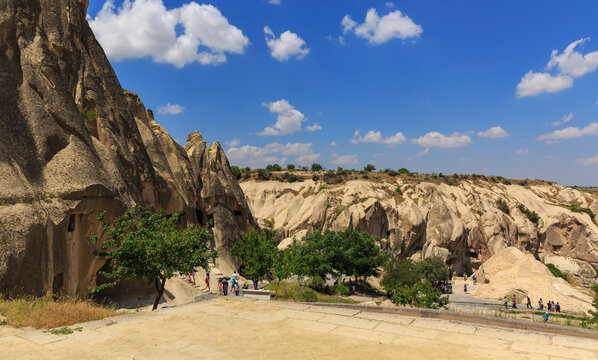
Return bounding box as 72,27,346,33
87,1,598,186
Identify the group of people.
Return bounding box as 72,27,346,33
435,281,453,294
217,273,241,296
503,295,562,315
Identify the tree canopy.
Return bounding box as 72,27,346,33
231,227,278,282
91,207,217,310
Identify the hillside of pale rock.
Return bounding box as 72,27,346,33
0,0,254,296
240,174,598,286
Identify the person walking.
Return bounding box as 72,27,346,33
222,278,229,296
512,295,517,309
547,301,552,312
503,296,509,309
218,279,223,295
526,296,532,309
537,298,543,310
204,272,210,292
555,302,561,313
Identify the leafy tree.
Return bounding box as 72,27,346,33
364,164,376,172
338,228,386,282
230,166,242,179
416,257,451,284
589,284,598,322
380,257,419,293
231,228,278,286
91,207,217,310
286,164,295,170
266,164,282,172
394,282,449,309
311,163,323,172
271,248,294,298
256,168,272,180
398,168,410,174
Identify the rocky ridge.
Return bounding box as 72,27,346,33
0,0,254,296
240,175,598,286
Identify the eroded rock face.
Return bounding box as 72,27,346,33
240,178,598,286
0,0,253,296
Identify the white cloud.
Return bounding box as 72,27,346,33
157,103,184,115
225,138,240,147
331,154,358,166
330,141,337,146
268,0,281,4
342,8,422,45
516,38,598,97
258,99,306,136
537,122,598,143
515,149,530,155
477,126,509,138
411,131,472,148
385,2,395,8
415,148,430,157
551,112,573,127
89,0,249,68
578,155,598,166
306,123,322,131
351,130,406,146
226,142,319,167
264,26,310,61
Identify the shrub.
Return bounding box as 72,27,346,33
364,164,376,172
287,173,302,182
265,164,282,172
312,174,320,181
395,187,403,196
562,204,595,219
311,163,323,172
287,164,295,170
319,184,328,191
257,168,272,180
81,109,97,123
416,257,451,284
545,263,568,281
362,174,369,179
230,165,242,179
517,204,540,225
394,282,449,309
387,170,398,176
332,282,350,296
496,198,510,214
398,168,409,174
519,179,529,186
589,284,598,322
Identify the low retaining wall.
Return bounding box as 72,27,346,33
300,302,598,340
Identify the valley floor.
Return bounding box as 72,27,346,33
1,297,597,359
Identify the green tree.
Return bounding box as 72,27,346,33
230,166,242,179
380,257,419,293
589,284,598,322
398,168,409,174
91,207,217,310
266,164,282,171
364,164,376,172
286,164,295,170
394,282,449,309
338,228,386,282
271,248,294,298
416,257,451,284
231,228,278,286
311,163,323,172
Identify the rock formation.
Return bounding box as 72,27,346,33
0,0,254,297
240,176,598,286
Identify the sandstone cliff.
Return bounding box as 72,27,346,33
240,175,598,286
0,0,254,296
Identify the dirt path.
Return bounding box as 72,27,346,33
1,297,597,359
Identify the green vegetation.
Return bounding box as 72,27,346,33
364,164,376,172
395,187,403,196
380,256,450,309
318,184,328,191
230,165,242,179
312,174,320,181
0,294,119,329
81,109,97,123
264,282,356,304
231,227,278,286
496,198,510,214
517,204,540,225
590,284,598,322
286,164,295,170
265,164,282,172
545,263,568,281
398,168,409,174
311,163,323,172
256,168,272,180
561,204,595,219
280,172,303,183
45,326,83,335
91,207,217,310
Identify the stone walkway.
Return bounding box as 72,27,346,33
1,297,597,359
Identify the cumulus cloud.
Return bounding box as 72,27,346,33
411,132,472,148
477,126,509,138
551,112,573,126
331,153,358,166
537,122,598,143
351,130,406,146
225,138,240,147
268,0,281,4
578,155,598,166
516,38,598,97
89,0,249,68
157,103,184,115
306,123,322,131
258,99,306,136
515,149,530,155
264,26,310,61
226,142,319,167
342,8,422,45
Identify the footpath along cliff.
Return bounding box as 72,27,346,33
240,173,598,286
0,0,254,297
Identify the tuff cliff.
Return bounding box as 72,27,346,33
240,174,598,286
0,0,254,296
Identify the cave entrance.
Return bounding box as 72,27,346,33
207,214,214,228
196,209,205,226
52,272,64,294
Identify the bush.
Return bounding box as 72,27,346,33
398,168,409,174
265,164,282,172
319,184,328,191
230,165,242,179
496,198,510,214
364,164,376,172
332,282,350,296
394,282,449,309
257,168,272,180
416,257,451,284
312,174,320,181
264,281,356,304
387,170,398,176
311,163,323,172
517,204,540,225
590,284,598,322
545,263,568,281
395,187,403,196
81,109,97,123
287,164,295,170
562,204,595,219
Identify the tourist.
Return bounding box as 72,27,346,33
222,278,229,296
472,274,477,285
555,302,561,313
503,296,509,309
253,278,259,290
547,301,552,312
542,312,549,323
537,298,543,310
204,272,210,292
512,295,517,309
218,279,223,295
463,283,468,293
526,296,532,309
